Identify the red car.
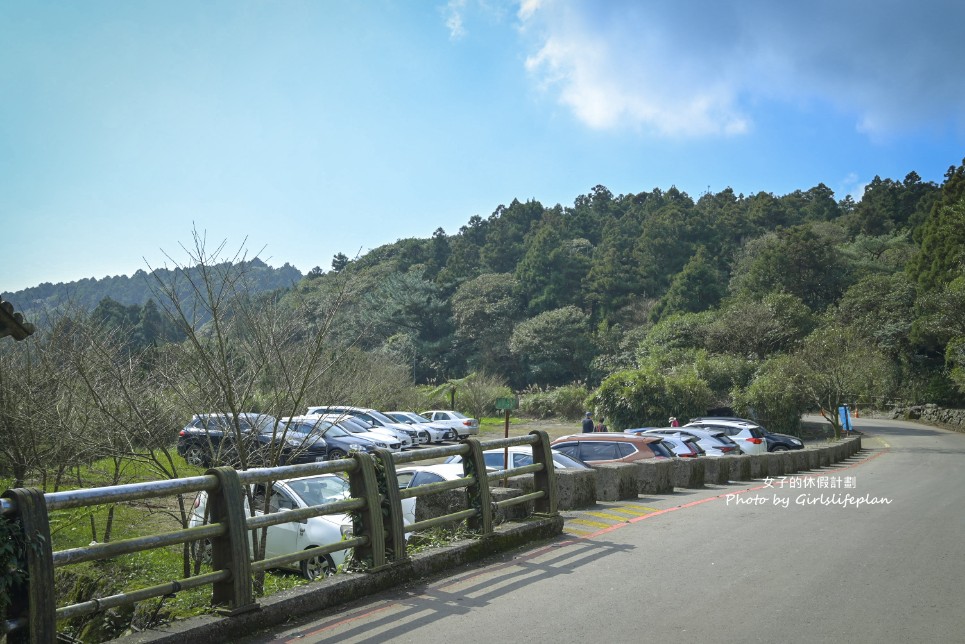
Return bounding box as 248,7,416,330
550,433,673,465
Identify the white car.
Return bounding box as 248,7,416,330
642,427,742,457
283,415,402,456
420,410,480,439
386,411,457,443
625,429,706,458
306,406,428,446
684,420,769,455
396,463,468,489
444,446,590,470
191,474,354,580
312,414,412,450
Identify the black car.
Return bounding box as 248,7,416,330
284,417,400,459
177,413,328,467
177,412,272,467
763,431,805,452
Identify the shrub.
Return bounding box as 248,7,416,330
518,383,591,420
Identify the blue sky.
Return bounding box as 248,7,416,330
2,0,964,294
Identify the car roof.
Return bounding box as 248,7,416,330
396,463,467,480
690,417,761,428
552,433,663,444
646,427,727,438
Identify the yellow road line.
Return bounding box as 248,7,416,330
606,505,659,516
586,511,635,522
567,518,613,529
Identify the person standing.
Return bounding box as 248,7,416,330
582,412,595,433
669,417,680,427
595,417,609,432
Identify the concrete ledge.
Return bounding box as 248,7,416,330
749,454,768,478
765,453,785,477
727,455,752,481
702,457,730,485
818,448,832,468
506,469,596,511
806,448,820,470
118,516,564,644
634,460,674,494
672,458,704,488
780,451,797,474
591,463,640,501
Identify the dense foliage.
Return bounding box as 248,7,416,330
5,160,965,438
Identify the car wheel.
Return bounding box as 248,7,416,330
772,445,789,452
183,444,209,467
328,449,347,461
301,551,335,580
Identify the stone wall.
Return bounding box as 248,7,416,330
892,404,965,431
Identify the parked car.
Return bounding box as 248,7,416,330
306,406,427,446
283,416,401,458
444,446,591,470
763,431,805,452
385,411,457,443
190,474,354,579
394,463,472,526
625,429,705,458
177,412,287,467
684,420,768,455
690,416,805,452
312,414,412,451
641,427,742,457
396,463,469,490
420,410,480,438
550,433,673,465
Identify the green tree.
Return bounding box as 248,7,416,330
791,324,894,437
731,354,810,435
515,222,592,315
590,366,712,429
331,253,350,272
704,293,816,359
729,225,851,311
908,159,965,290
651,246,726,320
509,306,594,386
450,273,521,375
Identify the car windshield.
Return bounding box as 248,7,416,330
286,476,350,506
366,410,397,424
387,413,412,423
406,412,432,423
284,420,332,436
338,418,374,433
450,411,469,419
655,441,676,457
320,424,353,439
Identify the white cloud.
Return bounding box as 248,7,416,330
516,0,965,139
444,0,468,40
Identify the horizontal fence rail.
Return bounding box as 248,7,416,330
1,430,557,643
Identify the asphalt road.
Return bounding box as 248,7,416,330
240,417,965,643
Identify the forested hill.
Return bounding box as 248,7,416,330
286,160,965,408
5,160,965,417
2,258,303,315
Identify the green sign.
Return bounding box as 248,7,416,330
495,397,518,410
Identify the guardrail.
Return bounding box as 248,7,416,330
0,431,558,644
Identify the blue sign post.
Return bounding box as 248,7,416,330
838,405,853,433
